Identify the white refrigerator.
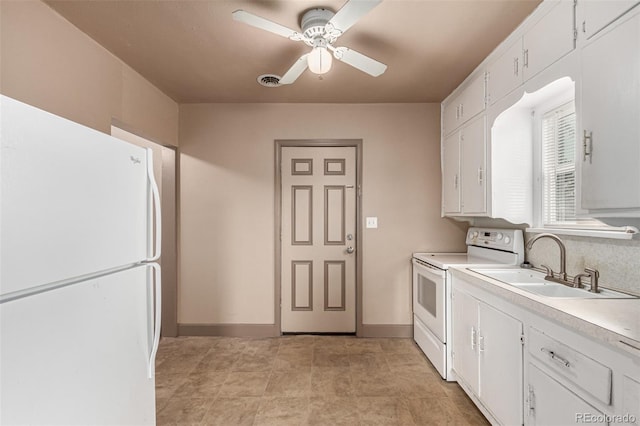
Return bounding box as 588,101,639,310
0,95,161,425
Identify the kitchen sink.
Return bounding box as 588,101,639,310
469,268,637,299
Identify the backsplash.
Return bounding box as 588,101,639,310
525,233,640,295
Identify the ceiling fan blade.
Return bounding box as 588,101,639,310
279,54,310,85
232,10,301,40
333,47,387,77
327,0,382,35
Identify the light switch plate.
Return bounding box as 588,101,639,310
366,217,378,229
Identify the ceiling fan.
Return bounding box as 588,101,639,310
232,0,387,85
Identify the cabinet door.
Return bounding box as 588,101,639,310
528,364,606,426
622,376,640,425
458,73,486,125
451,288,479,395
460,116,487,214
523,0,575,81
442,131,461,215
581,0,639,40
443,98,460,136
478,302,523,426
581,11,640,210
487,38,523,105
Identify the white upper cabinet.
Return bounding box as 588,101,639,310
442,115,487,217
443,73,486,136
457,74,486,125
442,0,640,223
487,1,575,108
580,0,639,40
442,131,461,215
460,116,487,215
443,100,460,138
487,39,523,105
522,0,576,81
580,9,640,212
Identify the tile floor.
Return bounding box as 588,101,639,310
155,335,489,425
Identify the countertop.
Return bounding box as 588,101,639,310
449,266,640,358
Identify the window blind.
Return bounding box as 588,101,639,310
542,101,576,226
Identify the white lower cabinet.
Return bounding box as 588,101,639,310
527,363,607,426
452,289,479,394
451,271,640,426
622,376,640,425
452,285,523,425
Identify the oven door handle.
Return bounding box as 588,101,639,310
412,259,446,278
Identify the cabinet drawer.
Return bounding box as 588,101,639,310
529,327,611,404
413,315,446,379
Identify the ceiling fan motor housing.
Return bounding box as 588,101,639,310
301,8,335,39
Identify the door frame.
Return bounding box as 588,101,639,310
275,139,363,336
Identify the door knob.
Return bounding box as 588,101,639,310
346,246,355,254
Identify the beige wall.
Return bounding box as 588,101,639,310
179,103,467,327
0,0,178,146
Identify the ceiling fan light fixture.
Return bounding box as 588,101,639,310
307,46,332,75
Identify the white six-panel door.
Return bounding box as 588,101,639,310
281,147,356,333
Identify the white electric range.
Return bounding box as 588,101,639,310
412,227,524,381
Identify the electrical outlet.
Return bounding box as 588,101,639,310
366,217,378,229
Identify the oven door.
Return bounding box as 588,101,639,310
412,259,447,343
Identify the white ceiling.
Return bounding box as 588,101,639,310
45,0,541,103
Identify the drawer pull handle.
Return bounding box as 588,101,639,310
541,347,570,367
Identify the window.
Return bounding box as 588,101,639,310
520,78,636,238
541,101,576,226
535,100,636,237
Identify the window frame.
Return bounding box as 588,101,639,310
530,95,636,240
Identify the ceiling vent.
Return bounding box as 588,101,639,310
257,74,282,87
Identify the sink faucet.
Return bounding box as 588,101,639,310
526,233,568,282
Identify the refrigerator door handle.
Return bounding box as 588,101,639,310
147,262,162,379
147,148,162,262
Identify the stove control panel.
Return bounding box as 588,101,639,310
465,228,524,252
